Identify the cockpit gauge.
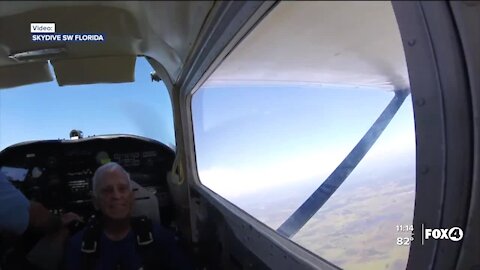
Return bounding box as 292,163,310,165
31,167,43,178
47,156,57,168
96,151,111,165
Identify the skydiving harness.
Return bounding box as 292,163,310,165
80,215,156,270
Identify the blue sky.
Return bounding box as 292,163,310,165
192,84,416,199
0,57,175,151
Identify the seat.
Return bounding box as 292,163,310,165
130,180,161,224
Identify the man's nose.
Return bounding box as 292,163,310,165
112,188,122,198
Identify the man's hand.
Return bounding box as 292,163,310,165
61,212,83,226
29,201,56,233
29,201,83,234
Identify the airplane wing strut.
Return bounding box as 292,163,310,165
277,89,410,238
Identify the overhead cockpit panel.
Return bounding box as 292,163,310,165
0,62,53,89
0,1,215,89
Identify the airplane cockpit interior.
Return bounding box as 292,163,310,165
0,134,177,268
0,134,174,224
0,1,479,270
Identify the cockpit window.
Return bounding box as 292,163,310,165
0,57,175,151
191,1,416,269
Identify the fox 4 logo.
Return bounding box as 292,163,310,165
424,227,464,242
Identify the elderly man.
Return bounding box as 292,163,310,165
64,162,192,270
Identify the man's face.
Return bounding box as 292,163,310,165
95,170,134,220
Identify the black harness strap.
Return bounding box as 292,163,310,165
131,217,154,247
131,217,157,269
80,216,102,270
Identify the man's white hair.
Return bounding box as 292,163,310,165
91,162,132,197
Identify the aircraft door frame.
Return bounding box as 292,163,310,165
393,2,475,270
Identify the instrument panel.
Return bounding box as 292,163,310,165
0,135,175,220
